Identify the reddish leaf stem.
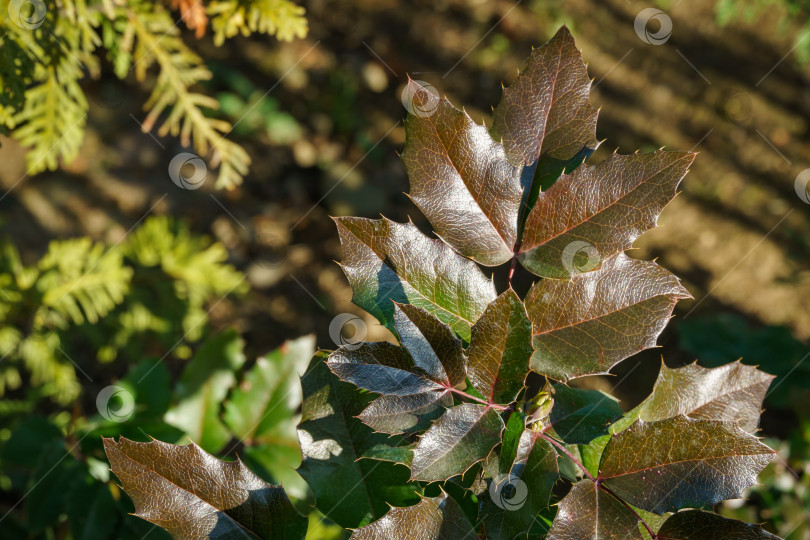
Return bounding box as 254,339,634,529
507,255,518,286
538,432,657,538
449,387,508,411
537,432,596,482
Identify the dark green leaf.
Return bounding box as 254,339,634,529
518,151,695,278
361,443,415,467
467,289,531,404
491,26,599,167
103,437,307,539
657,510,781,539
350,492,477,540
480,429,559,540
411,403,504,481
550,384,623,444
525,254,690,381
636,361,774,433
333,217,496,342
25,441,86,532
547,480,643,539
164,329,246,453
223,335,315,443
298,352,420,528
67,477,119,540
401,82,523,265
599,417,775,514
394,302,467,387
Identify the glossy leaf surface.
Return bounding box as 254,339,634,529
657,510,781,539
549,384,623,444
547,480,643,539
350,493,476,540
599,417,775,514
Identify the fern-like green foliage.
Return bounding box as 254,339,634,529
0,216,246,404
0,0,307,188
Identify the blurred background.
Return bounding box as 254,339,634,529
0,0,808,538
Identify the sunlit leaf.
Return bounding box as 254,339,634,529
402,81,523,266
518,151,695,278
411,403,504,482
467,289,531,404
103,437,307,539
547,480,643,539
350,492,476,540
334,216,497,342
598,416,775,514
525,254,690,381
636,361,774,433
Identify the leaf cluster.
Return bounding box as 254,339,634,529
103,28,782,539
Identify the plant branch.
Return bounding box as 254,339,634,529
537,431,596,482
449,387,508,411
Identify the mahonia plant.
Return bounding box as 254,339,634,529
0,0,307,188
103,28,782,539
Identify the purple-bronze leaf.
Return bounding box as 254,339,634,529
467,288,531,404
547,480,644,539
401,81,524,266
411,403,505,482
333,216,496,342
103,437,307,540
350,492,476,540
524,254,691,381
637,361,775,433
518,151,696,278
657,510,782,539
599,416,776,514
491,26,599,167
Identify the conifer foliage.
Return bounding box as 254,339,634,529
104,28,781,539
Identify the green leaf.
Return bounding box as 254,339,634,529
491,26,599,167
333,217,497,342
223,335,315,443
360,443,415,467
350,492,477,540
598,416,775,514
411,403,504,482
298,352,420,528
657,510,781,539
525,254,691,381
103,437,307,539
401,81,523,266
25,440,87,532
518,151,695,278
547,480,643,539
164,329,246,453
394,302,467,387
467,289,531,404
67,477,120,540
480,429,559,540
549,384,623,444
241,444,309,501
635,361,775,433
